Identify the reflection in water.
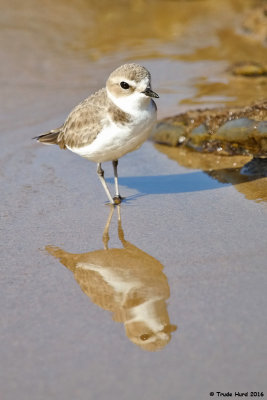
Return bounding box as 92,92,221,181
155,144,267,203
46,207,176,351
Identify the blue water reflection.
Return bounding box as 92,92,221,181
107,172,228,196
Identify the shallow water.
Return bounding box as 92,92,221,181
1,1,267,399
155,144,267,202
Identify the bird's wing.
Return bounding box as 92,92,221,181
58,88,109,148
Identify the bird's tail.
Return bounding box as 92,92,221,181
45,245,76,272
33,128,66,149
35,130,59,144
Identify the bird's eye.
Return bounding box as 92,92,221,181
140,333,150,341
120,81,130,89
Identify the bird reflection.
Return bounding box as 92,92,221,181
46,206,176,351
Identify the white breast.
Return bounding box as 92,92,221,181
67,100,157,163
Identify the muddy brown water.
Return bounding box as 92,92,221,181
1,1,267,399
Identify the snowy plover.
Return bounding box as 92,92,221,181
35,63,159,204
46,206,177,351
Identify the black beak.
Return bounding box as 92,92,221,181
142,87,159,98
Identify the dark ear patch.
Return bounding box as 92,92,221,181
107,79,135,97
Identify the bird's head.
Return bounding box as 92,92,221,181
106,63,159,113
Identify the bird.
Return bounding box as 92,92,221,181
35,63,159,205
46,206,177,351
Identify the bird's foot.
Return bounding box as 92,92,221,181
113,195,124,205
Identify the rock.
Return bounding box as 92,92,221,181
154,101,267,156
242,3,267,45
230,61,267,77
153,122,186,147
214,118,256,141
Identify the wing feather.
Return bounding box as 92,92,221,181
58,88,108,148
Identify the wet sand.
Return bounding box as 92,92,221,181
1,1,267,399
